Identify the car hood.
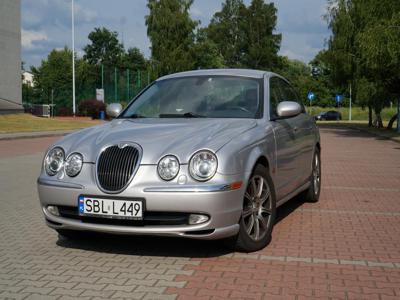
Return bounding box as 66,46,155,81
55,118,257,164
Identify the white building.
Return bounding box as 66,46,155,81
22,71,34,87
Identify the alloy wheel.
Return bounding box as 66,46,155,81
243,175,273,241
313,154,321,195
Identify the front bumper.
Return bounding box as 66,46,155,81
38,165,247,240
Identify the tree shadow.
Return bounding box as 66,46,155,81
56,196,306,258
318,124,399,143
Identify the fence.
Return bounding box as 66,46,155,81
22,66,153,116
101,66,151,105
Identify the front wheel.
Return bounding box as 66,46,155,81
232,164,277,252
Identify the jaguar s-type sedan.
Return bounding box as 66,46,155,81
37,69,321,252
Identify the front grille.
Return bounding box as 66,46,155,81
97,144,140,193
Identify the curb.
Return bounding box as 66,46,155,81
0,130,74,141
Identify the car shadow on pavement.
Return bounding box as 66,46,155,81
56,196,306,258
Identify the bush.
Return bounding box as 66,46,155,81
57,107,73,116
78,98,106,119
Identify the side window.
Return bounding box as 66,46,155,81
277,79,306,114
279,80,297,102
269,77,283,119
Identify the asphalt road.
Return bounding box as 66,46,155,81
0,126,399,299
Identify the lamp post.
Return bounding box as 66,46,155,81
71,0,76,116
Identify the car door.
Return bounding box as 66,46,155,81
279,80,315,187
269,77,300,200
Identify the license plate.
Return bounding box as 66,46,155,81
78,196,144,220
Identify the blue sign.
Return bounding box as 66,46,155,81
336,94,343,103
307,92,315,101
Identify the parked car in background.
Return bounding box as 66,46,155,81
315,110,342,121
37,69,321,252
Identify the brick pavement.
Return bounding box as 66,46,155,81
0,126,399,299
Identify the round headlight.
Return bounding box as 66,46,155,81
189,150,218,181
158,155,180,181
65,153,83,177
44,147,64,176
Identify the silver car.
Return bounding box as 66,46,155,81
37,69,321,252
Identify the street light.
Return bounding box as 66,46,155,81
71,0,76,116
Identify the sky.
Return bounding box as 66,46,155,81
21,0,331,69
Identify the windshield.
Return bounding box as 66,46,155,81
120,76,263,119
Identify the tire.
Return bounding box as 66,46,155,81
230,164,277,252
302,148,321,203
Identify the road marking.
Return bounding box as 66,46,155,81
232,253,399,269
299,208,400,216
323,186,400,192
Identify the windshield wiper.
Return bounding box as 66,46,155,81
159,112,205,118
122,114,147,119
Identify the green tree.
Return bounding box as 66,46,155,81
192,29,225,69
242,0,281,70
278,57,334,107
146,0,198,76
322,0,400,127
83,27,124,66
120,47,147,70
207,0,246,67
31,47,97,113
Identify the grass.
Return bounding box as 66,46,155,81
307,106,397,121
0,114,101,134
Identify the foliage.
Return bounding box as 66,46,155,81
308,106,397,122
146,0,198,75
207,0,247,67
241,0,281,70
78,98,106,119
120,47,147,70
83,27,124,66
30,47,97,114
192,28,225,69
318,0,400,127
276,57,335,107
205,0,281,70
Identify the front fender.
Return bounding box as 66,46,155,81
216,124,276,186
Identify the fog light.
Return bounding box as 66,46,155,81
188,214,209,225
47,205,59,216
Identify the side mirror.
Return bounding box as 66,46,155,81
276,101,302,118
106,103,122,118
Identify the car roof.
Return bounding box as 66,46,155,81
157,69,276,81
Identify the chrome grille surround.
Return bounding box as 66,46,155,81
95,142,142,194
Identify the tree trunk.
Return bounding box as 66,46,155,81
374,112,383,128
368,106,373,127
387,113,398,130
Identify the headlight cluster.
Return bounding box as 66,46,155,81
44,147,83,177
189,151,218,181
157,155,180,181
65,153,83,177
157,150,217,182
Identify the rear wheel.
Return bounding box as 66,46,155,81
233,164,276,252
302,148,321,203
